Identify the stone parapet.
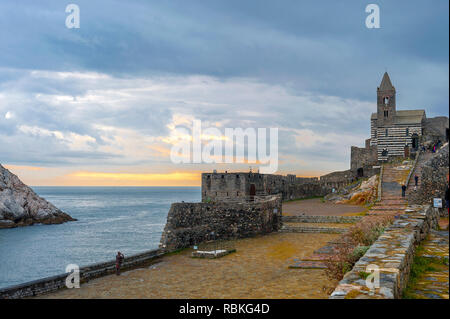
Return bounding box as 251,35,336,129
0,249,163,299
330,205,439,299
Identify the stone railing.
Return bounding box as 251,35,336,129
405,149,422,189
377,165,383,201
329,205,439,299
0,248,164,299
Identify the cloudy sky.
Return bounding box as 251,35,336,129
0,0,448,186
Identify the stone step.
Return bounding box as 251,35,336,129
288,260,328,269
279,226,347,234
377,199,407,205
366,211,402,216
299,254,340,262
370,205,406,211
281,215,361,224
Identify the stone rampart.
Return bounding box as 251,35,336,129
159,196,282,251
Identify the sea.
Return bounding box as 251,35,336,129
0,186,200,289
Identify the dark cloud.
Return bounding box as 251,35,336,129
0,1,448,173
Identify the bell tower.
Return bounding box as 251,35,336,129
377,72,396,127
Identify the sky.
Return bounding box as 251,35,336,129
0,0,448,186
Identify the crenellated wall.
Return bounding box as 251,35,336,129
201,171,330,202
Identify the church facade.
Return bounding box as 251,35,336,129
369,72,426,161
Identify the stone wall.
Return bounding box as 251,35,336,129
159,196,282,251
423,116,449,144
410,144,449,205
320,169,356,189
350,145,378,172
201,171,328,202
330,205,439,299
0,249,164,299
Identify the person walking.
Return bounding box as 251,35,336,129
414,175,419,186
401,184,407,197
115,251,124,276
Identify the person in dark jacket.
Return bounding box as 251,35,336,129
401,184,407,197
414,175,419,186
115,251,124,276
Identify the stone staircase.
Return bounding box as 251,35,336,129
288,161,415,270
283,216,359,269
366,162,412,216
280,216,358,234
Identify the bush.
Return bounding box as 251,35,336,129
325,216,393,281
351,245,370,260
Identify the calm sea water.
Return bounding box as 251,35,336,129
0,186,200,289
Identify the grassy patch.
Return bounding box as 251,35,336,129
402,244,449,299
358,271,371,280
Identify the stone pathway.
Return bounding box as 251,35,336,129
405,229,449,299
41,232,339,299
406,151,433,196
289,161,414,270
366,162,412,216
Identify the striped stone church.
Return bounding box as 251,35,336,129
370,72,425,161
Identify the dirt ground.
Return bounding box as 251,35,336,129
40,232,339,299
282,198,365,216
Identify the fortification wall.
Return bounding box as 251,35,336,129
159,196,282,251
283,182,330,200
202,172,329,202
350,145,378,172
0,249,164,299
320,170,356,188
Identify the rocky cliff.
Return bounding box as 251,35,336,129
0,164,76,228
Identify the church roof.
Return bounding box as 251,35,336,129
378,72,395,91
371,109,426,124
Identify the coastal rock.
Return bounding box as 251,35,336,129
0,164,76,229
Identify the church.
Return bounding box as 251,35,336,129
350,72,448,178
370,72,425,161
